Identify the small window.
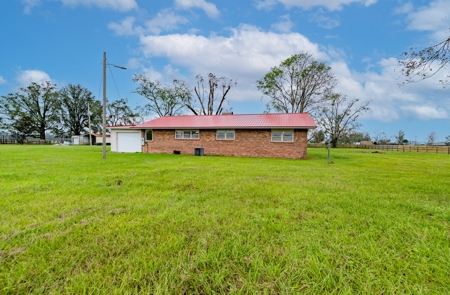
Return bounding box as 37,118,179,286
145,130,153,141
216,130,235,140
175,130,199,139
271,130,294,142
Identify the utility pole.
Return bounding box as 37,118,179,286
101,52,126,159
102,52,107,159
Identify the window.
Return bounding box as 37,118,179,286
175,130,199,139
145,130,153,141
271,130,294,142
216,130,235,140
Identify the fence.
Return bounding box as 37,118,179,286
0,138,71,145
307,143,450,154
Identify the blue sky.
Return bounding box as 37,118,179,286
1,0,449,143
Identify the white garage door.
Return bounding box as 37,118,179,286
117,132,141,152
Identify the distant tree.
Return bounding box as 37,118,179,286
55,84,102,136
0,81,59,140
394,130,406,145
399,36,450,88
185,73,236,115
257,52,337,114
133,74,191,117
318,93,370,148
341,131,371,144
309,129,325,143
427,131,437,146
107,98,142,127
445,135,450,146
372,131,390,145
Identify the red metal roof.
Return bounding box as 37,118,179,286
132,113,316,129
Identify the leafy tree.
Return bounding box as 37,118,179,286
399,36,450,88
133,74,191,117
445,135,450,146
0,81,59,139
107,98,142,126
427,131,437,146
186,73,236,115
8,115,36,144
257,52,337,114
394,130,406,145
318,93,370,148
55,84,102,136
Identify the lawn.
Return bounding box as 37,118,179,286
1,145,449,294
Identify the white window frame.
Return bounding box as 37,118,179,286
145,130,153,141
216,129,235,140
175,130,199,140
271,129,294,142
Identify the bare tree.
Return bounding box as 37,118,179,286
185,73,236,115
133,74,191,117
372,131,390,145
399,35,450,88
427,131,437,146
107,98,142,127
318,93,370,148
257,52,337,115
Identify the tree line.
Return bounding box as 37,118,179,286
1,52,372,146
0,82,140,142
2,29,449,146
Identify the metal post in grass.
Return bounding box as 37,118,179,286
326,139,331,164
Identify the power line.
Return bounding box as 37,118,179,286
108,64,123,100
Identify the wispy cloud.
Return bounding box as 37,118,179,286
271,14,294,33
22,0,40,14
254,0,377,11
59,0,137,12
397,0,450,41
174,0,220,18
109,10,190,36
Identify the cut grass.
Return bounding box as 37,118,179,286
1,145,449,294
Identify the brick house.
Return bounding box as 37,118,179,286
110,113,316,159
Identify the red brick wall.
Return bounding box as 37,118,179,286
142,129,309,159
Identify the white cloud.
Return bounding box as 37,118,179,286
255,0,377,11
22,0,40,14
58,0,138,11
108,16,140,36
139,24,326,79
138,25,327,103
332,57,449,121
398,0,450,41
401,105,448,120
145,9,189,35
271,14,295,33
175,0,220,18
16,70,51,86
0,76,7,85
109,11,189,36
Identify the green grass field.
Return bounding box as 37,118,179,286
1,145,449,294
